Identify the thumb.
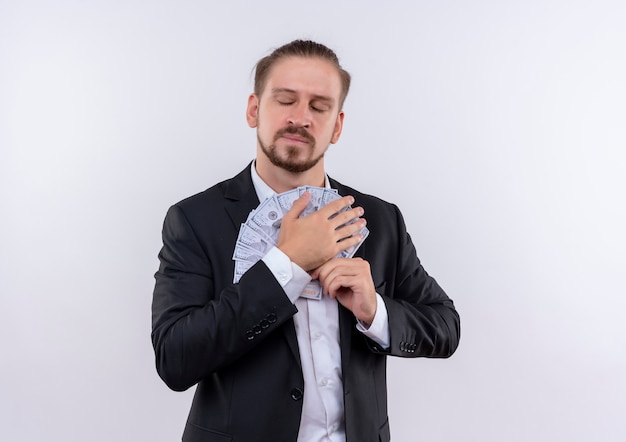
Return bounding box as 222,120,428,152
309,267,320,280
283,192,310,220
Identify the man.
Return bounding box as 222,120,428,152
152,40,460,442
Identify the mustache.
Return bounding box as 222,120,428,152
273,126,315,144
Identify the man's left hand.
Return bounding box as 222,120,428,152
311,258,377,325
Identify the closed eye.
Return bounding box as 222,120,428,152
310,104,329,113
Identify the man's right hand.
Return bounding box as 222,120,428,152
277,193,366,271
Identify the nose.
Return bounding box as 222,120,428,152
288,102,311,128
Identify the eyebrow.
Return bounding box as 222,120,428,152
270,88,335,105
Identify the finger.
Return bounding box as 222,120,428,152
326,273,361,298
318,261,356,291
319,258,367,282
318,195,355,218
333,231,364,255
315,258,341,284
331,206,364,229
319,269,341,296
309,267,321,280
335,218,366,240
283,192,310,220
326,275,350,296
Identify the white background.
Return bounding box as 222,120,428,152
2,1,625,441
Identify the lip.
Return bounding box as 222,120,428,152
281,134,310,144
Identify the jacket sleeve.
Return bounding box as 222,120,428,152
151,204,297,391
371,204,460,359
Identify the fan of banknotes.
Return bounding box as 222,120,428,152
232,186,369,299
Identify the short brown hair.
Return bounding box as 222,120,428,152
254,40,351,109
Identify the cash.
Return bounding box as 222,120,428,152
232,186,369,300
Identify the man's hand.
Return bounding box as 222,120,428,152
311,258,377,325
277,193,366,271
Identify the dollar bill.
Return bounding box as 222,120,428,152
340,226,370,258
232,185,369,291
232,241,265,262
299,186,325,217
276,188,301,215
300,280,322,300
321,188,341,207
233,259,255,283
235,223,275,255
248,195,282,243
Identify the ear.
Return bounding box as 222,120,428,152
246,94,259,128
330,111,345,144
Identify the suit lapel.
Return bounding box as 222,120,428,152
330,176,367,371
338,304,354,372
224,163,302,366
223,164,260,230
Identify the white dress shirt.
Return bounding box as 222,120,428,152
250,163,389,442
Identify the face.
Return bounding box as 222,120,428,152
246,56,345,174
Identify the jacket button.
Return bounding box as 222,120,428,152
267,313,277,324
253,325,262,335
260,319,270,329
290,388,303,401
245,330,254,340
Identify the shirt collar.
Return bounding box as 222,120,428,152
250,161,331,203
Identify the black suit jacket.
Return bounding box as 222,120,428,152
152,165,460,442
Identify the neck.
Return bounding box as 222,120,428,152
255,156,326,193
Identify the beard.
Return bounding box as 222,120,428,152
258,125,325,173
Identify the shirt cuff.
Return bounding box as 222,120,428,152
356,294,390,349
262,246,311,304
